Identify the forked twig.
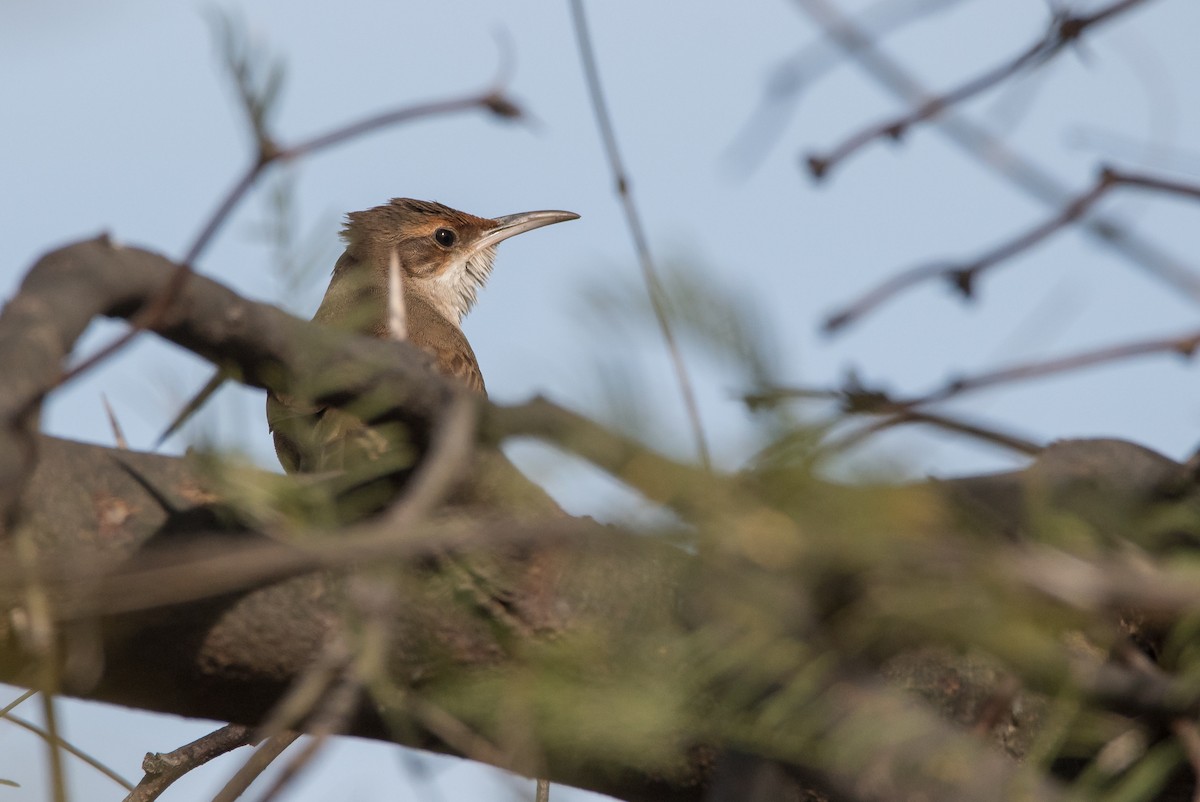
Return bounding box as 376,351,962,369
807,0,1156,178
791,0,1200,304
59,40,520,393
123,724,258,802
750,324,1200,418
825,166,1200,333
820,407,1042,457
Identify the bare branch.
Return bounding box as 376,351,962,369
124,724,257,802
820,407,1043,458
568,0,711,470
791,0,1200,305
209,733,300,802
807,0,1157,178
0,689,35,718
825,165,1200,332
750,323,1200,437
902,325,1200,407
724,0,974,174
55,51,520,392
2,713,134,792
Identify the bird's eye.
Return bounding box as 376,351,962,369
433,228,457,247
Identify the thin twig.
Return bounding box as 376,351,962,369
209,733,300,802
751,324,1200,417
407,695,510,768
57,79,518,391
902,325,1200,407
379,391,477,532
536,778,551,802
567,0,711,470
791,0,1200,305
39,681,66,802
208,639,354,802
254,640,352,742
0,688,36,718
826,165,1200,331
123,724,258,802
807,0,1155,178
820,407,1042,457
2,713,135,792
253,670,361,802
32,513,599,622
724,0,973,174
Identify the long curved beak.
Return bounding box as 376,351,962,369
476,209,580,251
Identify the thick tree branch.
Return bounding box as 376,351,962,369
3,242,1200,801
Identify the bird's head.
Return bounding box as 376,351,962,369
339,198,579,325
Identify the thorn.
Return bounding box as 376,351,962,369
805,154,828,180
156,372,227,449
949,269,975,298
483,93,524,120
101,394,128,450
823,311,849,335
388,248,408,341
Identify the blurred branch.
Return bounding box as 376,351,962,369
825,165,1200,332
725,0,973,173
568,0,712,470
101,394,128,450
209,734,300,802
2,713,134,792
746,380,1040,458
13,238,1200,799
821,407,1043,457
750,323,1200,431
899,323,1200,407
55,21,521,392
806,0,1157,179
214,639,358,802
790,0,1200,305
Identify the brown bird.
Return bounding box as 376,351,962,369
266,198,579,474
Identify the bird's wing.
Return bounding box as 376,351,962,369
405,294,487,397
266,391,319,474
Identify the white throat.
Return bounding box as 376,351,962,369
424,247,497,325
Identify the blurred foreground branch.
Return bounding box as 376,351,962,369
6,242,1200,800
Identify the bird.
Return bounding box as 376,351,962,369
263,198,579,474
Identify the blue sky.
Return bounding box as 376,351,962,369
2,0,1199,799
